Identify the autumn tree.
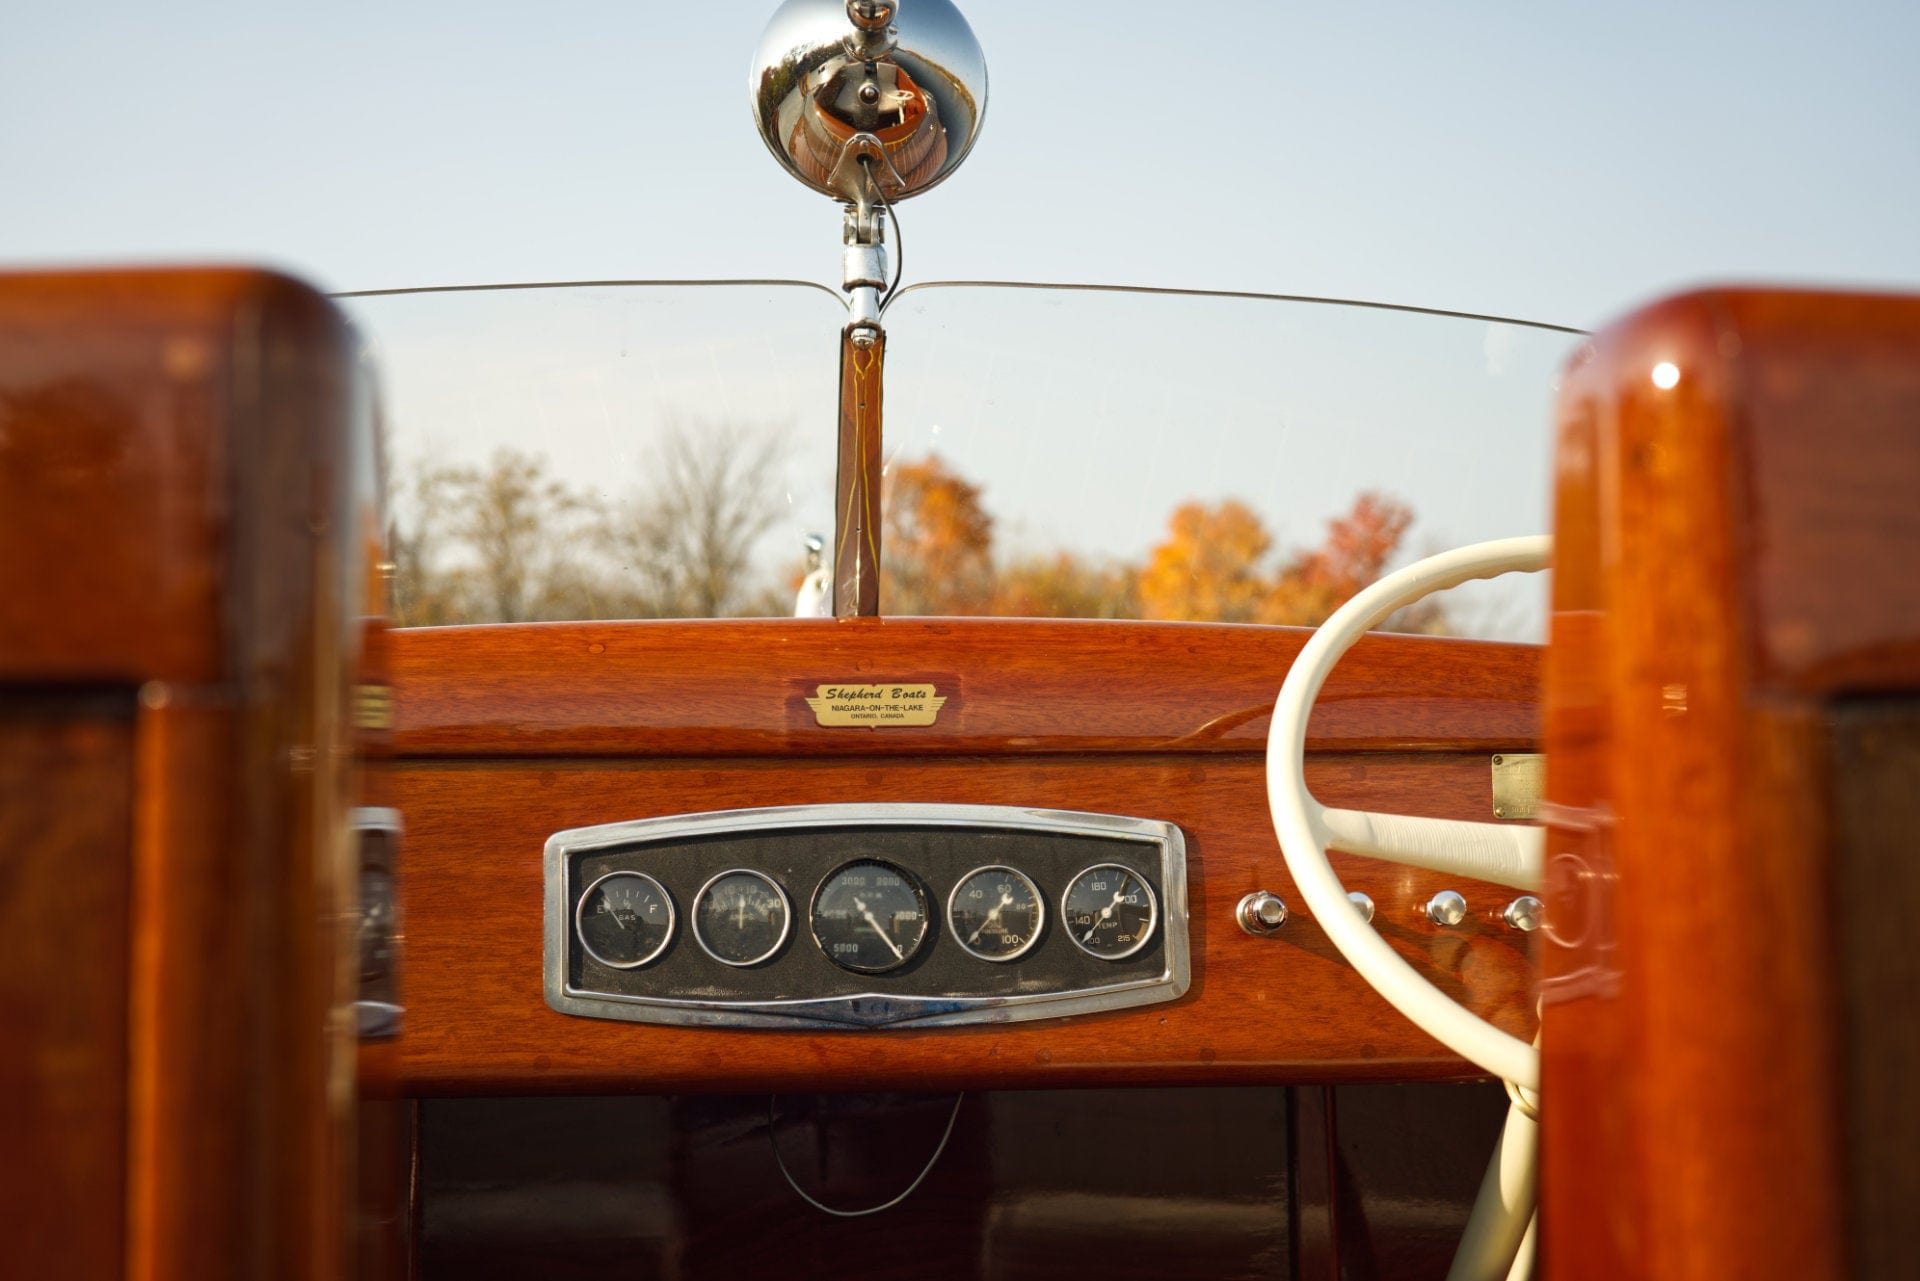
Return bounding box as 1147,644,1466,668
1133,489,1440,631
1137,499,1277,623
991,551,1137,619
1265,491,1441,631
881,453,995,614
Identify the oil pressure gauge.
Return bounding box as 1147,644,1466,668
576,871,674,969
812,859,930,973
693,869,792,967
1062,863,1157,960
948,865,1044,962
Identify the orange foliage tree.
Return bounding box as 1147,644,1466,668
1265,491,1438,629
879,451,1436,630
881,453,996,614
1137,499,1275,623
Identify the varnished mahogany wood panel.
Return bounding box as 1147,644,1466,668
392,620,1541,758
1827,702,1920,1280
834,331,883,616
1541,288,1920,1280
379,752,1537,1095
0,691,135,1280
0,268,374,1281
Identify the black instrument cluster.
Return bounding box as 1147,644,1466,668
544,805,1189,1030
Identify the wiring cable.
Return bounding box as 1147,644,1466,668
768,1092,964,1218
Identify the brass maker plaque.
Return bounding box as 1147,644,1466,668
807,683,946,728
1491,752,1545,820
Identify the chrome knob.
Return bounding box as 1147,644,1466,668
1425,890,1468,927
1236,891,1289,936
1503,895,1543,932
1347,891,1375,923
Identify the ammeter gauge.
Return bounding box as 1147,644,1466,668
1061,863,1157,960
811,859,930,973
692,869,792,967
947,865,1045,962
575,870,675,969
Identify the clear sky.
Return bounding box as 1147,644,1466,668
4,1,1915,633
4,0,1915,324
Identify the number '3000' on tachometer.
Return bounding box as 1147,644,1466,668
811,859,930,973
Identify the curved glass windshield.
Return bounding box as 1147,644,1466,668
344,282,843,626
347,280,1578,638
880,285,1580,641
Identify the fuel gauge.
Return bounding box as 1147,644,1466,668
575,871,674,969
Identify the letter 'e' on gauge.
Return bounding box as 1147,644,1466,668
575,870,675,969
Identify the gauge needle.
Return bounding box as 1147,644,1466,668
851,894,905,960
736,894,746,931
967,891,1015,946
606,903,629,930
1081,875,1132,944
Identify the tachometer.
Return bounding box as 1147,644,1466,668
947,865,1044,962
576,870,675,969
1061,863,1156,960
811,859,930,973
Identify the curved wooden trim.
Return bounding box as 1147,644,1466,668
392,619,1542,758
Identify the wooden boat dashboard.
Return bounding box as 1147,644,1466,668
374,618,1542,1096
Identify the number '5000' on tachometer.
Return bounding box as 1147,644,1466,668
811,859,930,974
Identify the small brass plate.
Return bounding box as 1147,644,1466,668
806,683,946,728
1490,753,1545,820
353,684,394,731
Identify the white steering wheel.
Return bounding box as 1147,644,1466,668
1264,535,1550,1088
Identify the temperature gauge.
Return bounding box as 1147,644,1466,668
576,870,675,969
947,865,1044,962
1061,863,1157,960
692,869,792,967
812,859,930,973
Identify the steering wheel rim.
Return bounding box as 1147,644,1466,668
1265,535,1550,1089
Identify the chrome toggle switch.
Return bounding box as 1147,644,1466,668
1236,891,1289,936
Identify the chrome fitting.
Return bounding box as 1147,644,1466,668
1425,890,1468,928
1236,891,1289,936
1502,895,1544,933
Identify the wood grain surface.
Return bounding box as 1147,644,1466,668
1541,287,1920,1280
377,749,1540,1095
392,619,1542,758
0,692,136,1280
0,267,374,1281
834,330,884,617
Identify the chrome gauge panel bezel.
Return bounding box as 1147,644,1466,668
544,804,1189,1030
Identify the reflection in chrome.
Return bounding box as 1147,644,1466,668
749,0,987,209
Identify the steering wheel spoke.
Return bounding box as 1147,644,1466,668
1316,805,1543,892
